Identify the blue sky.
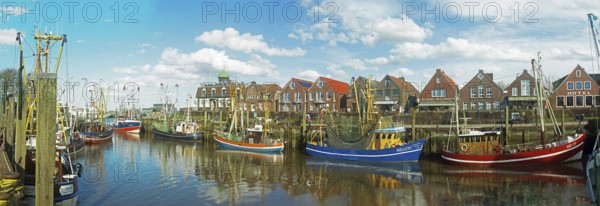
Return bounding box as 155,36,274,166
1,0,599,109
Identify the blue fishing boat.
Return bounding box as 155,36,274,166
306,127,425,162
305,77,426,162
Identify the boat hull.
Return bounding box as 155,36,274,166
82,127,114,143
306,139,426,162
214,136,284,152
441,133,586,166
24,176,79,205
66,139,86,155
153,128,203,141
113,126,141,133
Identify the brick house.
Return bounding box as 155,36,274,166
307,76,350,112
419,69,459,110
374,75,419,113
279,78,313,112
244,81,282,112
551,65,600,108
505,69,539,109
346,76,373,112
196,69,243,111
459,70,503,110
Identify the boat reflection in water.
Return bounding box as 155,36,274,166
305,157,425,205
422,159,587,205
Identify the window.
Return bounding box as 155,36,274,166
296,92,302,100
432,89,446,97
471,102,476,110
284,93,290,101
478,85,484,98
576,81,582,90
596,96,600,106
376,90,383,97
385,80,391,87
326,92,332,100
317,81,324,87
211,88,216,97
586,96,593,106
487,102,492,110
556,96,564,107
576,70,581,77
317,92,324,101
478,102,484,110
567,82,574,90
576,96,584,106
309,92,314,101
566,96,574,106
202,89,206,97
470,88,476,98
384,89,391,97
436,77,440,83
393,89,400,96
585,81,592,90
512,88,518,96
486,88,492,98
521,80,530,96
221,88,226,96
463,102,468,110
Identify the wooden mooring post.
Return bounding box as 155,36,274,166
36,73,57,204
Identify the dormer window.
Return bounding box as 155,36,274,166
221,87,226,96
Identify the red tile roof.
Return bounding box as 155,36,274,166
320,76,350,94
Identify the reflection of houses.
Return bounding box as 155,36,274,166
459,70,503,110
195,69,243,111
346,76,376,112
505,69,537,109
244,81,282,112
551,65,600,109
419,69,459,110
279,78,312,112
374,75,419,113
307,76,349,112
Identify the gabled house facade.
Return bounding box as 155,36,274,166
196,70,243,111
506,69,538,109
374,75,419,113
307,76,350,112
551,65,600,108
244,81,282,112
459,70,503,110
279,78,312,112
346,76,374,113
419,69,459,110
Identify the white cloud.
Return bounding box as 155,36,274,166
112,64,151,75
390,37,533,62
298,69,322,80
326,64,348,76
391,68,415,76
366,57,389,65
195,28,306,56
344,59,369,71
1,5,26,16
291,1,430,46
0,28,17,45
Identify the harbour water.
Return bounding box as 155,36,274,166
72,131,591,206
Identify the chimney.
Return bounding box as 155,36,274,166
523,69,527,74
486,73,493,80
479,69,483,74
436,68,441,73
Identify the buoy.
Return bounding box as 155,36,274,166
460,144,468,152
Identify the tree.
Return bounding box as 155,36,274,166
0,68,18,96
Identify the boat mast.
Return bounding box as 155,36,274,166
532,53,546,143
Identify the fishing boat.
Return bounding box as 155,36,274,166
82,86,114,143
441,56,586,166
213,89,284,153
64,131,85,155
152,86,203,141
113,117,141,134
305,77,426,162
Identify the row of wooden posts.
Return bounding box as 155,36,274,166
1,74,56,204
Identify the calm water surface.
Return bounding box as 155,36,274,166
74,131,591,206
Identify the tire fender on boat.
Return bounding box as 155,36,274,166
494,145,502,154
460,144,468,152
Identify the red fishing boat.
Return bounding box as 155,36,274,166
442,56,586,166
